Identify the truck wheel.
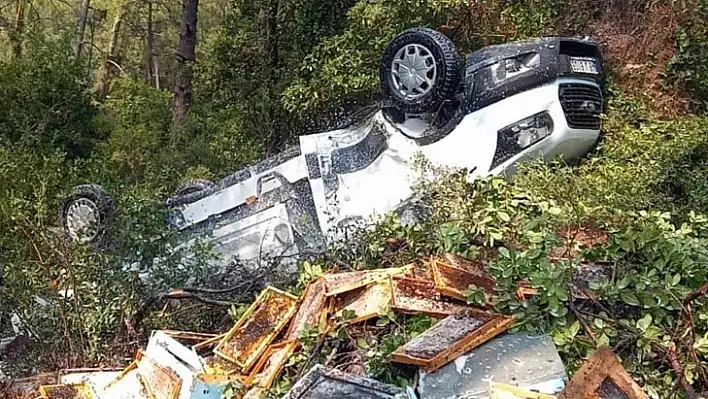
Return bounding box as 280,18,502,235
173,179,216,197
380,28,462,114
60,184,115,245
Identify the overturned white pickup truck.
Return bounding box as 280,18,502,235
60,28,605,272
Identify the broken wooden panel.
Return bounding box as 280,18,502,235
101,360,146,399
135,349,181,399
557,347,648,399
333,281,392,324
214,286,299,372
39,383,96,399
390,276,470,317
441,253,496,291
202,354,243,376
391,309,515,372
323,265,414,297
192,333,227,352
408,261,433,281
557,349,648,399
281,364,406,399
161,330,219,344
431,259,495,302
245,340,297,394
285,278,328,341
489,382,558,399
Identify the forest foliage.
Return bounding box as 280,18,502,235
1,0,708,398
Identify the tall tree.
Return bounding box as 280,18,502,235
74,0,91,57
10,0,28,58
263,0,280,153
144,0,156,87
95,1,131,98
171,0,199,142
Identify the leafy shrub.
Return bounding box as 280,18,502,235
667,0,708,112
515,92,708,216
282,0,467,116
316,163,708,397
0,43,104,159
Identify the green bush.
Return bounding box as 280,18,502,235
667,1,708,112
515,92,708,217
0,43,104,159
308,166,708,398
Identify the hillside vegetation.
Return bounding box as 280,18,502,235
1,0,708,398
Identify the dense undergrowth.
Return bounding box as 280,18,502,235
2,0,708,398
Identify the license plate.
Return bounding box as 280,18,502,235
570,57,598,74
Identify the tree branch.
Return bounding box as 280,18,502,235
667,347,701,399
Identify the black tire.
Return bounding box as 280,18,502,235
59,184,115,246
380,28,462,114
173,179,216,197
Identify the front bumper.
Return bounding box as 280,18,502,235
488,79,603,175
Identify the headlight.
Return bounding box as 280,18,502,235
491,112,554,169
488,52,540,85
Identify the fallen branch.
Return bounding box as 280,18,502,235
182,279,258,295
682,283,708,317
165,289,240,307
569,302,598,345
667,347,701,399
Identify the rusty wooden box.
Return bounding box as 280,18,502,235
39,383,96,399
431,257,495,302
322,265,414,297
285,278,328,341
390,276,470,317
333,280,393,323
214,286,299,372
391,309,515,372
135,349,182,399
242,340,297,398
557,346,648,399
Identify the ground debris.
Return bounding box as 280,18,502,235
391,276,470,317
391,309,515,372
18,251,656,399
418,333,568,399
214,286,299,371
281,364,407,399
322,265,414,297
557,346,648,399
334,280,393,323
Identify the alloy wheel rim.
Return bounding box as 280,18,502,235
391,43,437,100
66,198,100,243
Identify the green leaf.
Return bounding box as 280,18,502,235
498,247,510,259
490,231,504,242
569,320,581,338
616,276,630,290
598,333,611,347
672,274,681,286
621,291,641,306
555,286,568,301
356,337,370,349
636,314,652,331
497,211,511,222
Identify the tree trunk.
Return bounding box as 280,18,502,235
95,1,130,98
264,0,280,153
11,0,27,58
144,0,155,85
74,0,91,57
171,0,199,144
